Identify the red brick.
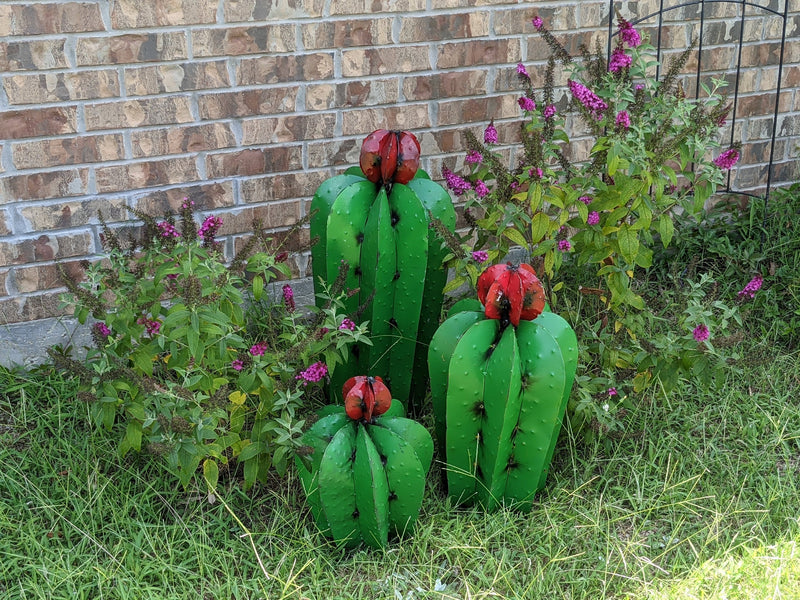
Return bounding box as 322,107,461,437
217,202,303,236
306,84,336,111
126,61,230,96
193,25,295,57
330,0,425,14
0,210,10,236
85,97,194,130
205,147,302,178
236,54,334,85
0,39,68,71
0,170,89,203
242,114,336,145
494,6,576,34
224,0,324,21
0,3,104,36
198,88,297,119
19,199,128,231
0,107,78,140
95,158,199,193
240,171,330,204
301,19,394,49
341,104,431,136
399,13,489,43
342,46,430,77
337,79,400,108
133,182,235,215
76,33,188,66
0,233,93,266
306,139,360,169
12,262,85,294
3,70,119,106
12,135,125,170
403,71,487,101
437,95,520,127
0,293,72,324
437,39,521,69
111,0,217,27
131,123,236,158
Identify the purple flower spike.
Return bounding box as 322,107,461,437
518,96,536,112
532,16,544,30
713,148,740,170
693,324,710,343
472,250,489,263
609,47,632,72
442,167,473,196
517,63,530,79
568,80,608,121
295,361,328,385
474,180,489,198
484,122,498,144
587,211,600,226
615,110,631,130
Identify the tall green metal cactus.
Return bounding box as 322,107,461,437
428,264,578,512
310,130,456,409
295,376,433,549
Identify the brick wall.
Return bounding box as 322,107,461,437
0,0,798,332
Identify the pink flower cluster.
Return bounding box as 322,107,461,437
738,274,763,300
568,80,608,121
619,20,642,47
558,239,571,252
197,215,223,239
231,359,244,371
157,221,180,238
296,361,328,385
616,110,631,130
532,16,544,31
579,195,593,205
465,150,483,164
518,96,536,112
249,341,268,356
442,167,472,196
517,63,530,78
484,122,498,144
282,284,295,312
472,250,489,263
137,317,160,336
94,322,111,337
339,318,356,331
474,180,489,198
713,148,740,170
543,104,557,119
693,324,710,343
587,211,600,226
609,47,632,72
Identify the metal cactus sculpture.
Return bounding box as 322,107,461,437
295,376,433,549
310,130,456,408
428,263,578,512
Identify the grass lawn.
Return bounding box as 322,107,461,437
2,343,799,599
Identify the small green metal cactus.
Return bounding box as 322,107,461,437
310,130,456,409
295,376,433,549
428,264,578,511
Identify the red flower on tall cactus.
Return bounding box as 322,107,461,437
359,130,421,186
343,375,393,422
477,263,546,327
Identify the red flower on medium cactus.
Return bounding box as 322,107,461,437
343,375,393,422
477,263,547,327
359,129,421,187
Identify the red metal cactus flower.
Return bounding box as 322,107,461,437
343,375,393,422
477,263,546,327
359,130,421,186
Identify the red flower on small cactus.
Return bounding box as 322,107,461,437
343,376,392,422
359,130,421,186
477,263,546,327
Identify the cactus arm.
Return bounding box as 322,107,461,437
353,423,390,548
503,320,567,510
360,187,397,377
310,174,366,307
375,416,434,473
386,183,429,403
444,318,500,505
476,326,522,511
318,423,361,547
366,423,427,536
405,176,457,405
295,412,351,533
447,298,484,318
382,399,405,418
325,180,379,316
344,166,365,176
427,310,484,454
526,312,578,491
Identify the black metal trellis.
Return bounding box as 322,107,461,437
607,0,790,216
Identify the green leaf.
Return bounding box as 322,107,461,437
187,326,201,361
203,459,219,491
617,224,639,265
238,441,266,462
658,214,674,248
503,227,529,248
530,212,551,244
443,275,467,294
252,275,263,301
125,420,142,453
528,183,543,213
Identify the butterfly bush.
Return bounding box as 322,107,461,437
55,202,368,489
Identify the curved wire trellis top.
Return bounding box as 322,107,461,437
607,0,790,207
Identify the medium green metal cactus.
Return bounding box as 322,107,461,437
295,376,433,549
428,264,578,512
310,130,456,408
